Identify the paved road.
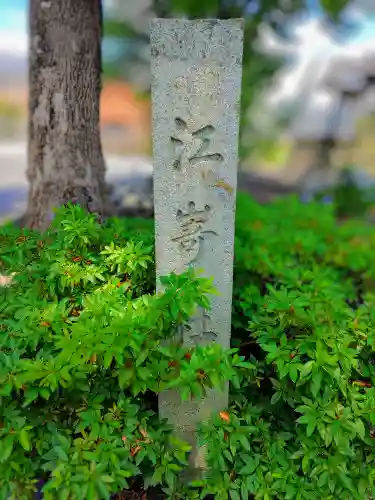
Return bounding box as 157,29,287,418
0,141,153,187
0,141,153,221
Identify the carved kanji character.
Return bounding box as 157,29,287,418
170,117,223,170
171,201,217,261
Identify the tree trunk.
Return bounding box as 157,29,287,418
26,0,107,230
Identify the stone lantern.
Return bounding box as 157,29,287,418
289,55,367,195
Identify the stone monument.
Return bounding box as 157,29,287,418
150,18,243,476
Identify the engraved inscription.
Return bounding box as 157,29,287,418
170,117,223,170
177,309,218,344
171,201,217,262
186,311,218,342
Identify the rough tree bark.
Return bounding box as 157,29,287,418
26,0,107,229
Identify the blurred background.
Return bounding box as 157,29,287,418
0,0,375,212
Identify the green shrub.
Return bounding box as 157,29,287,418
0,194,374,500
0,204,241,500
310,165,375,219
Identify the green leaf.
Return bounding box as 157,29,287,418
83,451,98,461
229,489,241,500
103,351,113,369
238,433,250,451
354,419,365,440
299,361,314,379
86,481,98,500
289,364,298,383
100,475,114,483
0,436,14,463
19,429,31,451
55,446,69,461
57,487,70,500
306,419,317,437
311,370,322,397
339,470,356,493
239,458,257,475
241,482,248,499
271,391,281,404
96,481,110,500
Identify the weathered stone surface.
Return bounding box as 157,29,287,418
150,18,243,476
